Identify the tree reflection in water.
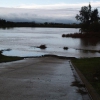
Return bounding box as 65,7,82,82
80,38,100,47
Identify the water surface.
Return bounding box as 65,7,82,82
0,27,100,58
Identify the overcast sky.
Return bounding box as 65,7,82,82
0,0,100,23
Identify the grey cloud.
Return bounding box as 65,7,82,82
0,7,78,23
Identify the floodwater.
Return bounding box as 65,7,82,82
0,27,100,58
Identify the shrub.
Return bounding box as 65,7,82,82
63,47,68,50
39,45,47,49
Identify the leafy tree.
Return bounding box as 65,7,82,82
91,8,99,23
76,4,91,24
76,3,100,32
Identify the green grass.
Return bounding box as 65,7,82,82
72,57,100,95
0,51,24,63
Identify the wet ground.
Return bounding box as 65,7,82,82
0,57,91,100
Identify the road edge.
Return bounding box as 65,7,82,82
71,61,100,100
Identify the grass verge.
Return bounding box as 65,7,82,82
72,57,100,95
0,51,24,63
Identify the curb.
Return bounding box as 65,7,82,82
71,61,100,100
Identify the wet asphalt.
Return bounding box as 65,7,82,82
0,57,91,100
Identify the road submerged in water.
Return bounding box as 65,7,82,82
0,57,91,100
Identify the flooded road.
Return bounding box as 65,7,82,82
0,57,91,100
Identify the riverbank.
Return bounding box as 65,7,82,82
72,58,100,97
0,49,76,63
1,50,100,99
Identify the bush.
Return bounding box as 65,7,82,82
38,45,47,49
63,47,68,50
62,34,66,37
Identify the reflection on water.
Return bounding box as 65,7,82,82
79,38,100,50
80,38,100,46
0,27,100,58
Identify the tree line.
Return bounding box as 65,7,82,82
0,3,99,31
0,19,80,28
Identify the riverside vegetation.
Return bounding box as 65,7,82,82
62,3,100,38
68,4,100,96
0,19,80,28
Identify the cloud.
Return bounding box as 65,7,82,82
0,7,78,23
17,1,100,9
0,1,100,23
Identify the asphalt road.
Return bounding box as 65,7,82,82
0,57,91,100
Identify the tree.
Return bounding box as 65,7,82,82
76,4,91,24
91,8,99,23
76,3,100,32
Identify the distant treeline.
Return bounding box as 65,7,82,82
0,19,80,28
